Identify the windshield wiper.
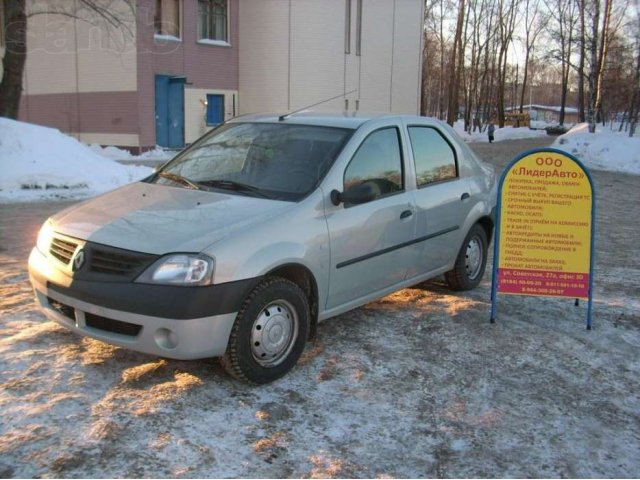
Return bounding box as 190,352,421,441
158,171,202,190
200,179,274,199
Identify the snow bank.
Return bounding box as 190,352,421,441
553,123,640,175
88,144,173,161
454,120,548,143
0,118,153,203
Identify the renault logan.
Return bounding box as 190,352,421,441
29,113,497,384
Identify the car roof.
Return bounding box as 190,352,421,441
228,112,445,130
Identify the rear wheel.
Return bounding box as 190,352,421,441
445,224,488,291
221,277,309,384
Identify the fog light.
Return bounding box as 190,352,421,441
154,328,178,350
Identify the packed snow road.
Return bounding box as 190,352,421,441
1,137,639,478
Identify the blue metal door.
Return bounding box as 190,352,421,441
155,75,185,148
206,94,225,125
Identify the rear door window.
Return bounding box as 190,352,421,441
408,127,458,187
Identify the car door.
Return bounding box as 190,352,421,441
404,124,473,279
324,126,417,309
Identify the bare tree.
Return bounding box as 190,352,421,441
0,0,27,119
547,0,577,125
0,0,134,120
630,45,640,135
422,0,449,118
577,0,587,122
519,0,548,112
419,0,634,132
586,0,614,131
495,0,519,127
462,0,497,131
627,0,640,136
447,0,467,125
478,1,499,126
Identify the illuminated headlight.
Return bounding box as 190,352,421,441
136,254,214,286
36,220,54,254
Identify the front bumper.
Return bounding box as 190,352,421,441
28,247,256,360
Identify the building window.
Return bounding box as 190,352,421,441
198,0,228,43
155,0,181,39
344,0,351,54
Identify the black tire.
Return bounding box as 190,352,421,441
221,277,310,384
445,223,488,291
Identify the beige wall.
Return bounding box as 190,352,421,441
74,132,140,147
359,0,394,112
238,0,423,115
289,0,345,112
22,0,137,96
184,88,239,143
390,0,424,114
238,0,290,114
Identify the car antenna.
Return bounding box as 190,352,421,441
278,89,358,121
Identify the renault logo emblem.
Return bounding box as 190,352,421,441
73,249,85,271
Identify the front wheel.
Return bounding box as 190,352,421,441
445,224,488,291
221,277,310,384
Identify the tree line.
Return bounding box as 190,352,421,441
421,0,640,136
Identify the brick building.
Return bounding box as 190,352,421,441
2,0,424,151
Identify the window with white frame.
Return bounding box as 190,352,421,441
154,0,181,39
198,0,228,43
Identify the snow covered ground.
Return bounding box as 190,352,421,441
454,120,549,143
0,136,638,478
553,122,640,175
454,119,639,176
0,119,153,203
88,143,173,162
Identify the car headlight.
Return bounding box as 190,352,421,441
136,254,214,286
36,220,54,254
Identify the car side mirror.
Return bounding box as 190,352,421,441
330,183,377,206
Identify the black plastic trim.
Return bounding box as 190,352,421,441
32,264,262,320
336,226,460,269
85,312,142,336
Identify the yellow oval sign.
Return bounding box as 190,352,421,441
495,149,594,299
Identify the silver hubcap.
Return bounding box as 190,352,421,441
465,236,483,280
251,300,298,367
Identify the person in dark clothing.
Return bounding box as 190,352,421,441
488,122,496,143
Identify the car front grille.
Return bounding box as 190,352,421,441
90,249,151,276
47,234,157,279
49,237,78,265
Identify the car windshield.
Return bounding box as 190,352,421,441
152,122,353,201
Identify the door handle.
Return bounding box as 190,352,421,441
461,192,470,200
400,210,413,219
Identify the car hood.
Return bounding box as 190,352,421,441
50,182,293,254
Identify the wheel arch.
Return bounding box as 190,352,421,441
476,214,494,244
265,263,319,340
